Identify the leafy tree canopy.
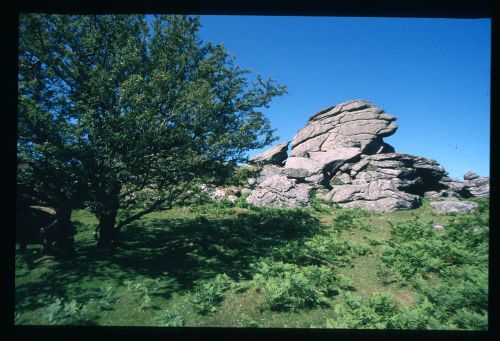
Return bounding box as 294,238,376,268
18,14,287,245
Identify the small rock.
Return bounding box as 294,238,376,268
433,224,445,232
227,195,238,203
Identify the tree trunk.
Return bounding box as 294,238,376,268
97,208,118,246
54,204,74,253
96,183,121,247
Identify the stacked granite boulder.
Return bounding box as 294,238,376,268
246,99,489,212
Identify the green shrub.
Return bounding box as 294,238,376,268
235,192,251,208
124,278,163,311
379,208,488,330
420,265,488,314
162,310,185,327
449,308,487,330
331,292,438,330
333,208,372,231
224,165,260,186
190,273,232,315
251,260,353,312
271,234,368,268
310,191,336,212
247,206,323,238
43,296,95,325
363,236,383,246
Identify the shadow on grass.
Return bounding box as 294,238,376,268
15,207,322,312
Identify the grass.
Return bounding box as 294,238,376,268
14,200,487,328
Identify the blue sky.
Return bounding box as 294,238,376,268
195,16,490,180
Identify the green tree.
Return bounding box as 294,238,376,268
18,14,286,246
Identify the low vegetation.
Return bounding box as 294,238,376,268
15,198,488,329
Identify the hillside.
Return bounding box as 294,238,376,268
15,196,488,329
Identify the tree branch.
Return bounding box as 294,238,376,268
114,197,171,231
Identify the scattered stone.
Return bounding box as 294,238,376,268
430,200,478,213
199,184,242,202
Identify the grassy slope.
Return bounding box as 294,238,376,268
14,201,478,327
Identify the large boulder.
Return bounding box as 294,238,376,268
464,171,480,180
246,174,311,208
248,141,289,166
291,100,398,156
284,156,325,184
308,147,362,172
431,200,478,213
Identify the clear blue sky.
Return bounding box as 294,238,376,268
195,16,490,180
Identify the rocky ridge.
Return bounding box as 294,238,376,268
243,99,489,212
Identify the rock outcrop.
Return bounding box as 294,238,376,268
463,171,489,198
248,141,289,166
318,152,447,211
291,99,397,157
244,99,489,211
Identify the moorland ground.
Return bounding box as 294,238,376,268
15,196,488,329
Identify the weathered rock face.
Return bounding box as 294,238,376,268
463,172,489,198
439,176,469,195
248,141,289,166
284,156,325,184
244,99,488,211
319,178,421,211
424,190,460,200
320,152,448,210
246,174,311,208
291,100,397,157
439,171,490,198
